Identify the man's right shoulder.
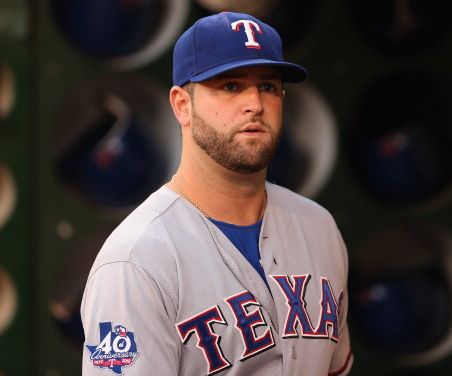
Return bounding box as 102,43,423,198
88,186,182,273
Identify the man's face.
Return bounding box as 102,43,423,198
189,66,284,174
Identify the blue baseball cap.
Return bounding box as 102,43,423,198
172,12,308,86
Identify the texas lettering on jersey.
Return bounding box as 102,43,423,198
176,274,342,375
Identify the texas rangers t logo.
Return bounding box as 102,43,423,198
231,20,263,49
86,322,139,374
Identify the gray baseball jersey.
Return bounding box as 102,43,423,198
81,182,353,375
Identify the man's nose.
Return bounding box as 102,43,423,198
243,87,264,115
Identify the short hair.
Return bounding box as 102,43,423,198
183,82,194,99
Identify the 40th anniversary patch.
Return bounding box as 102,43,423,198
86,322,139,374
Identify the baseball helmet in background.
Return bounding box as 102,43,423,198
350,223,452,366
347,70,452,209
51,0,190,70
53,76,181,214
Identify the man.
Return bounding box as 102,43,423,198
81,12,353,376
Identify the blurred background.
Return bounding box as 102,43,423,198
1,0,452,374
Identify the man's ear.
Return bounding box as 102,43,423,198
169,86,192,128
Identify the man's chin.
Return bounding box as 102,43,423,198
227,165,267,174
224,156,271,174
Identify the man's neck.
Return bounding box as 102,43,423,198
169,161,267,226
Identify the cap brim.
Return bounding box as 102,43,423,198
189,59,308,84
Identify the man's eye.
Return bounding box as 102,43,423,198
223,82,239,92
259,82,277,92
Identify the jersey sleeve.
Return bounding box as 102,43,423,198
81,261,179,375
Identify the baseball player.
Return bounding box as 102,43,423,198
81,12,353,375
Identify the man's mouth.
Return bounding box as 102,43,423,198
239,123,266,133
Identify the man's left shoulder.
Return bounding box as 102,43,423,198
266,181,333,220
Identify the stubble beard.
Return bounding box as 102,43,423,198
191,109,282,174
